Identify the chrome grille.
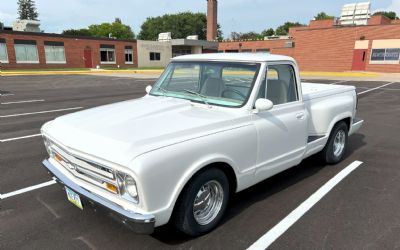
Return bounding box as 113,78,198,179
49,141,118,193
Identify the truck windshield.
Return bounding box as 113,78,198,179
150,62,260,108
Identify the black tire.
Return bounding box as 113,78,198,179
321,121,348,164
172,168,230,236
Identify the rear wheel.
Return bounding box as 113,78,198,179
173,168,229,236
321,121,348,164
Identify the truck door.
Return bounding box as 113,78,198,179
252,64,308,183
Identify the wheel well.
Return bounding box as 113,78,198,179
170,162,237,222
339,117,351,130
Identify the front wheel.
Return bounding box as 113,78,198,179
172,168,229,236
321,121,348,164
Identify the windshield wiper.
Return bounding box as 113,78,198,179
183,89,211,107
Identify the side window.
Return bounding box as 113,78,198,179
265,64,298,105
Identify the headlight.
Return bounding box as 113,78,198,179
117,172,139,203
43,136,54,158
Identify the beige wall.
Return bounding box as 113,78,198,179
137,40,172,68
372,39,400,49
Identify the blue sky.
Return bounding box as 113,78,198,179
1,0,399,37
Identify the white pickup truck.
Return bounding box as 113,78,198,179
42,53,363,236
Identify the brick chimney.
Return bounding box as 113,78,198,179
207,0,218,41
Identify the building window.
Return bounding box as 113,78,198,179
125,46,133,64
44,41,66,64
241,49,253,53
256,48,270,53
0,39,8,63
150,52,161,61
370,48,400,64
14,40,39,63
100,44,116,64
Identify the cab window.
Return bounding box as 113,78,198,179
258,64,298,105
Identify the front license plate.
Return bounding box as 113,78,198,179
65,187,83,210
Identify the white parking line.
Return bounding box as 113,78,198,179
0,107,83,118
0,180,57,200
0,133,42,142
357,82,395,95
1,99,45,105
0,93,15,96
247,160,363,250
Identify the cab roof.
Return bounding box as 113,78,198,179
172,53,295,63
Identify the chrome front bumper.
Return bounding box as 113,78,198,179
42,159,155,234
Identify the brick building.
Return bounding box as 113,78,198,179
0,30,138,69
218,15,400,73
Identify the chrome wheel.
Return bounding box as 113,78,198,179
193,180,224,226
333,130,346,157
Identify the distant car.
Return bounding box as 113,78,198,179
42,53,363,236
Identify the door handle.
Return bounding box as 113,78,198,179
296,113,305,120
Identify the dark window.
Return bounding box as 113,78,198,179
385,48,400,61
256,48,270,53
371,49,386,61
362,51,366,61
150,52,161,61
125,49,133,63
241,49,253,53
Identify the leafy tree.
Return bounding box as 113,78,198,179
138,12,222,40
62,28,92,37
17,0,39,20
275,22,304,36
314,12,335,20
230,31,263,40
373,11,399,20
62,18,135,39
261,28,275,37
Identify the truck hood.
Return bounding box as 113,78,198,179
43,95,244,167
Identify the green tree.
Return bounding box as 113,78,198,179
230,31,263,40
261,28,275,37
373,11,399,20
62,18,135,39
314,12,335,20
138,12,222,40
17,0,39,20
275,22,304,36
62,28,92,37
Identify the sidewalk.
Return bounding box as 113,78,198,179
1,69,398,82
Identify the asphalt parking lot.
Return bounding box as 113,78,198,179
1,75,399,249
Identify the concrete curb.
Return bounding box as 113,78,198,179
0,70,381,77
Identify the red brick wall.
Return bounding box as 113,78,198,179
309,19,334,29
290,24,400,73
219,39,291,52
368,15,392,25
0,31,138,69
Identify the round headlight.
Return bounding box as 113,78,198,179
124,175,138,198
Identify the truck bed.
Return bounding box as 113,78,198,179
301,82,355,101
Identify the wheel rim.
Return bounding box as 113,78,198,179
193,180,224,226
333,130,346,157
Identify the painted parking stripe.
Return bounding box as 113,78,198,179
357,82,395,95
0,180,57,200
0,133,42,142
247,161,363,250
0,107,83,118
0,93,14,96
1,99,45,105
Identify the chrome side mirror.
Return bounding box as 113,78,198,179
254,98,274,113
145,85,152,94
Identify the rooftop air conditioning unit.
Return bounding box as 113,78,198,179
186,35,199,40
158,32,172,42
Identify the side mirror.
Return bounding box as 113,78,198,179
145,85,152,94
255,98,274,112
